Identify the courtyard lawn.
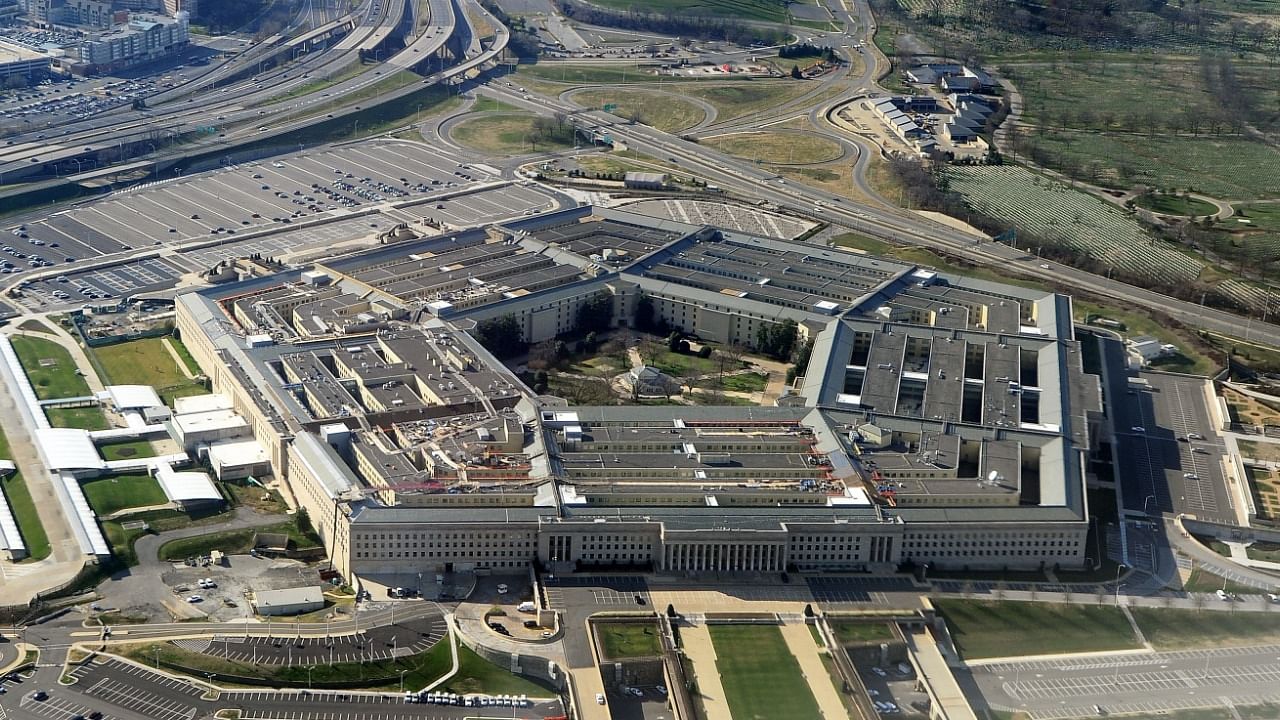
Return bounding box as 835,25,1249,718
598,622,662,660
45,406,110,430
721,372,767,393
10,335,91,399
1132,607,1280,649
708,624,822,720
933,599,1138,659
98,439,156,461
89,337,206,405
80,473,169,516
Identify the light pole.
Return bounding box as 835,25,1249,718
1144,494,1156,516
399,669,407,694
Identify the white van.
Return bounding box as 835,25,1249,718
517,601,536,613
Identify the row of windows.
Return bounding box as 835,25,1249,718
905,549,1079,558
355,541,535,550
904,540,1078,549
355,549,536,559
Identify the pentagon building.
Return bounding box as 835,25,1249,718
175,205,1102,583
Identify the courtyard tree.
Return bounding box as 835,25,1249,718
474,315,525,359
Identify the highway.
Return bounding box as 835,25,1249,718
0,0,408,181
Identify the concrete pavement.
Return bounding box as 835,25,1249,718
778,620,848,720
677,622,732,720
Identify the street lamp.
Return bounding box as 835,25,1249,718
399,669,407,693
1144,494,1157,516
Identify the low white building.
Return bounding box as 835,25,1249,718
173,408,249,449
205,439,272,481
1127,335,1177,365
253,586,325,616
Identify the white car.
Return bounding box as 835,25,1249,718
1130,426,1146,433
496,584,509,594
595,693,606,705
870,667,887,676
186,595,203,603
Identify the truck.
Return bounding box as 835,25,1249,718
517,601,536,613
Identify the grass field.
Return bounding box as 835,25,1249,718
81,473,169,516
649,348,729,377
90,337,206,405
1132,607,1280,649
708,625,822,720
678,82,817,125
98,439,156,461
451,113,576,155
598,622,662,659
573,88,707,133
1133,192,1219,216
709,131,843,165
45,406,109,430
934,599,1138,659
10,335,91,399
1247,541,1280,562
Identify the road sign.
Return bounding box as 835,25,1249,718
603,103,618,112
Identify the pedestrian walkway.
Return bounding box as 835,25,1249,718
679,623,733,720
778,621,848,720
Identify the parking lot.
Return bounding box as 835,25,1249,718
544,575,649,609
7,141,563,311
1110,368,1234,523
175,612,447,665
972,645,1280,719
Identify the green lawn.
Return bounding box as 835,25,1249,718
830,622,895,644
1132,607,1280,649
45,406,110,430
1133,192,1218,216
1,469,50,561
573,88,707,133
598,622,662,659
1247,541,1280,563
933,599,1138,659
831,232,896,256
98,439,156,461
451,113,576,156
441,645,554,696
168,337,202,376
157,519,317,560
650,349,728,378
10,335,91,399
81,473,169,516
708,625,822,720
722,372,767,393
90,337,206,405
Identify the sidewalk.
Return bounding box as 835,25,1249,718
778,621,847,720
679,623,732,720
